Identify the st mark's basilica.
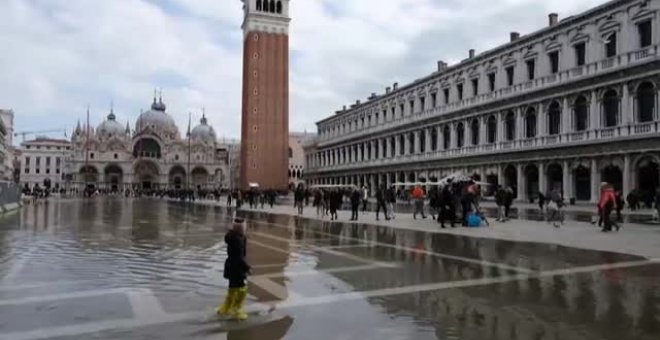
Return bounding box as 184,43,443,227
68,94,231,191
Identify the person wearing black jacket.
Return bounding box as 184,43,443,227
329,189,340,220
217,218,251,320
350,188,361,221
375,184,390,221
438,183,455,228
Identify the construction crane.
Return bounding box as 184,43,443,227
14,129,67,143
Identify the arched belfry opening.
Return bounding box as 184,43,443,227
276,1,282,14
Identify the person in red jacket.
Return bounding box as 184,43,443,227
598,183,619,232
412,186,426,219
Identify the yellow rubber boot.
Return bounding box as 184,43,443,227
216,288,236,316
232,287,248,321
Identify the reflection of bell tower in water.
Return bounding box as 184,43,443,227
239,0,290,190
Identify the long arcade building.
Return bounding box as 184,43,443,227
304,0,660,203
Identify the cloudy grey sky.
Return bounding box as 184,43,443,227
0,0,608,143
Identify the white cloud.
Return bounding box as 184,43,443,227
0,0,610,142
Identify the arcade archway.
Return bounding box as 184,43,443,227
503,165,517,197
636,156,659,202
525,164,539,198
79,165,99,188
134,160,160,190
546,163,563,193
191,167,210,189
601,165,622,191
574,165,591,201
104,165,123,192
168,165,186,190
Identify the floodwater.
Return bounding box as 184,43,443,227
0,198,659,340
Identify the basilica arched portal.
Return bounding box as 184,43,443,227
134,160,160,190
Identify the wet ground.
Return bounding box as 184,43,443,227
1,198,659,340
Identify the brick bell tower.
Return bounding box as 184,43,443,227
240,0,290,190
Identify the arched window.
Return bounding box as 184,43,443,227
470,119,480,145
456,123,465,148
603,89,619,127
525,108,537,138
390,137,396,157
288,147,293,158
297,169,301,178
574,96,588,131
408,132,414,154
276,1,282,14
430,128,438,151
288,169,292,178
443,126,451,149
505,111,515,141
269,0,275,12
398,135,405,155
637,82,655,123
487,115,497,144
548,101,561,135
256,0,262,11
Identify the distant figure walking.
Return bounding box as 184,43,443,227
412,185,426,220
375,185,390,221
598,183,619,232
350,187,361,221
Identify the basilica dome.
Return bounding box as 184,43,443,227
135,96,179,138
97,111,125,138
191,115,216,143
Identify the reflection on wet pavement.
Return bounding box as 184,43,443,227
0,198,658,340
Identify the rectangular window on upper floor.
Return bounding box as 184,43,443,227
420,97,425,111
431,93,437,108
548,51,559,74
605,32,617,58
409,100,414,114
457,84,463,101
399,104,404,117
506,66,514,86
443,88,450,104
526,59,535,80
367,116,371,126
382,110,386,121
638,20,652,48
391,107,395,119
488,73,496,92
375,113,379,124
574,43,586,66
471,78,478,97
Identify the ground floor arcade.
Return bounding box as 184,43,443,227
306,148,660,204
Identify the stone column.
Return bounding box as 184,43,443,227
424,128,432,153
590,91,600,130
369,174,375,194
465,120,472,146
562,160,571,199
497,165,504,187
623,154,631,196
622,83,631,125
395,135,401,156
562,97,570,134
414,131,421,154
538,103,545,136
539,162,546,195
517,163,527,201
517,108,524,140
435,125,445,150
384,138,391,158
590,158,600,203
